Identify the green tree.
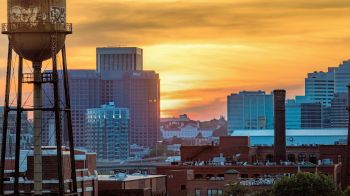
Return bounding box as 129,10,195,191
341,186,350,196
272,172,341,196
224,182,251,196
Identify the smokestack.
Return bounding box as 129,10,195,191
273,89,286,163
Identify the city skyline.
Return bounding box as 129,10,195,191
0,0,350,120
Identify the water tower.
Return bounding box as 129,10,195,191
0,0,77,195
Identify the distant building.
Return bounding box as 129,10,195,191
227,91,273,133
161,115,226,146
0,107,32,157
98,174,166,195
305,68,335,106
85,102,129,161
96,47,143,73
330,93,348,128
3,147,98,195
334,60,350,93
42,47,160,148
129,144,150,159
232,129,347,146
300,103,323,129
42,70,101,147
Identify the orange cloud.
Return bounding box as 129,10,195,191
0,0,349,120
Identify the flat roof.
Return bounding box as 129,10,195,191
232,129,347,137
98,174,166,182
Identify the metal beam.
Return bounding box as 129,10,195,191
51,34,65,196
14,56,23,194
0,42,12,194
62,46,77,193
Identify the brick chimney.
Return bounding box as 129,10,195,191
273,89,286,163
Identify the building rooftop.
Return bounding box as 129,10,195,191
98,174,166,182
232,129,347,137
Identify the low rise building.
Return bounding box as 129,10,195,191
98,173,167,195
157,136,346,196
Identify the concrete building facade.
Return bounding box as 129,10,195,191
96,47,143,73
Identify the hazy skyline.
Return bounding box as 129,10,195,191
0,0,350,120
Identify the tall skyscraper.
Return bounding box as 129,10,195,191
286,96,327,129
100,71,160,147
300,103,323,129
96,47,143,73
305,68,336,106
85,102,129,161
0,108,32,156
330,93,348,128
42,47,160,148
334,60,350,93
227,91,273,134
42,70,101,147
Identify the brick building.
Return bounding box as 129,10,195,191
3,147,98,195
157,136,346,196
157,89,349,196
98,174,167,196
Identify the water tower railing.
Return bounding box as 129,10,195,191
1,23,72,34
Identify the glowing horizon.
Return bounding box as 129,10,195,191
0,0,349,120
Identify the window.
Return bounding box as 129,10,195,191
298,154,306,162
195,189,201,196
181,185,186,190
337,155,342,163
208,189,223,196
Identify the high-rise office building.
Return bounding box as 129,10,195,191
330,93,348,128
334,60,350,93
100,71,160,147
42,70,101,147
305,68,336,106
227,91,273,134
0,107,32,156
42,47,160,148
85,102,129,161
286,96,323,129
286,99,301,129
300,103,323,129
96,47,143,73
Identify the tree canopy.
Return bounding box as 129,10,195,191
272,172,341,196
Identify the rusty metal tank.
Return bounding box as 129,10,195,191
5,0,71,62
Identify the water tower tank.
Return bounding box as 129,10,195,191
6,0,71,62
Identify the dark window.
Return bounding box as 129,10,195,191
288,154,296,162
309,154,317,164
298,154,306,162
181,185,186,190
266,154,274,162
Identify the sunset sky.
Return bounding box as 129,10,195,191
0,0,350,120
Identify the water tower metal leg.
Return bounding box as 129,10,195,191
62,46,78,193
51,35,65,196
14,56,23,195
0,43,12,194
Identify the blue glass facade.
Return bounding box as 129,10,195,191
85,102,130,161
227,91,273,134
